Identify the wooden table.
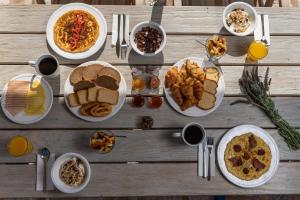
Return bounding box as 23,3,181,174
0,5,300,198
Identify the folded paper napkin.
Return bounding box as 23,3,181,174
198,144,215,177
254,14,271,46
36,153,55,191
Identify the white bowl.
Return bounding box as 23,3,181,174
51,153,91,193
223,2,258,36
130,21,167,56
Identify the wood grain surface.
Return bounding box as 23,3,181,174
0,162,299,198
1,97,300,129
0,129,297,163
0,5,299,197
0,34,300,65
1,6,300,34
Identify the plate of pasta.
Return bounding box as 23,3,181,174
46,3,107,59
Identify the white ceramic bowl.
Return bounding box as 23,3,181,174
223,2,258,36
51,153,91,193
130,21,167,56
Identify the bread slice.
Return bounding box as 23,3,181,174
70,67,84,85
203,79,217,95
198,91,216,110
205,67,219,83
82,64,104,81
98,67,121,84
76,89,88,105
73,80,95,92
67,93,80,107
97,87,119,105
95,75,119,90
88,87,98,102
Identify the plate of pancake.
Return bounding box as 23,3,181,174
217,124,279,188
64,61,126,122
46,3,107,59
0,74,53,124
164,57,225,117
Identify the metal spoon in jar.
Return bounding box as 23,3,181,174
39,147,50,192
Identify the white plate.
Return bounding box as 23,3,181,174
46,3,107,60
0,73,53,124
163,57,225,117
64,61,127,122
51,152,91,194
217,124,280,188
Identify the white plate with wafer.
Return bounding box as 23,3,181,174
0,73,53,124
64,61,126,122
164,57,225,117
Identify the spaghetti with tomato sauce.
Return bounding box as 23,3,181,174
54,10,99,53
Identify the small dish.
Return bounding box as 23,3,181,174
130,21,167,57
51,153,91,193
223,2,258,36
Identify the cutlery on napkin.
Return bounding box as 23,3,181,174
36,153,55,191
254,14,271,46
111,14,118,47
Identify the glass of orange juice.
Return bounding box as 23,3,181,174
247,41,269,62
7,135,33,157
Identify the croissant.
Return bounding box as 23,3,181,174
170,84,183,106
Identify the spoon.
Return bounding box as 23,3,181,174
39,147,50,192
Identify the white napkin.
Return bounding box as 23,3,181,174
254,14,271,46
125,15,130,45
111,14,118,47
36,153,55,191
198,144,215,177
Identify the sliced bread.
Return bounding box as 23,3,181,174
82,64,104,81
198,91,216,110
95,75,119,90
203,79,217,95
73,80,95,92
67,93,79,107
97,87,119,105
88,87,98,102
205,67,219,83
70,67,84,85
77,89,88,105
98,67,121,84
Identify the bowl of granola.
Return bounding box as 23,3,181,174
223,2,258,36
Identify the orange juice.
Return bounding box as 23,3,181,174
247,41,269,61
7,136,32,157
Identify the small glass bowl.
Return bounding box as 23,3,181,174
205,35,227,62
89,131,116,154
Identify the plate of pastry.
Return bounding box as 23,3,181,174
46,3,107,59
0,73,53,124
217,124,279,188
164,57,225,117
64,61,126,122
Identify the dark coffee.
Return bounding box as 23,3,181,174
184,125,204,145
39,57,57,75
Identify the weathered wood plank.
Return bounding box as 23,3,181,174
1,97,300,129
0,34,300,65
0,129,297,163
1,65,300,96
1,5,300,34
0,162,299,197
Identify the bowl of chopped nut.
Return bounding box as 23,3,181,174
130,21,167,56
223,2,258,36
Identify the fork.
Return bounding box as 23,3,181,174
207,137,214,181
121,14,128,59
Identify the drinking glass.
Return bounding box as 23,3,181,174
247,41,269,62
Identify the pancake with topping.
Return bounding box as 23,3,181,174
224,133,272,180
54,10,99,52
